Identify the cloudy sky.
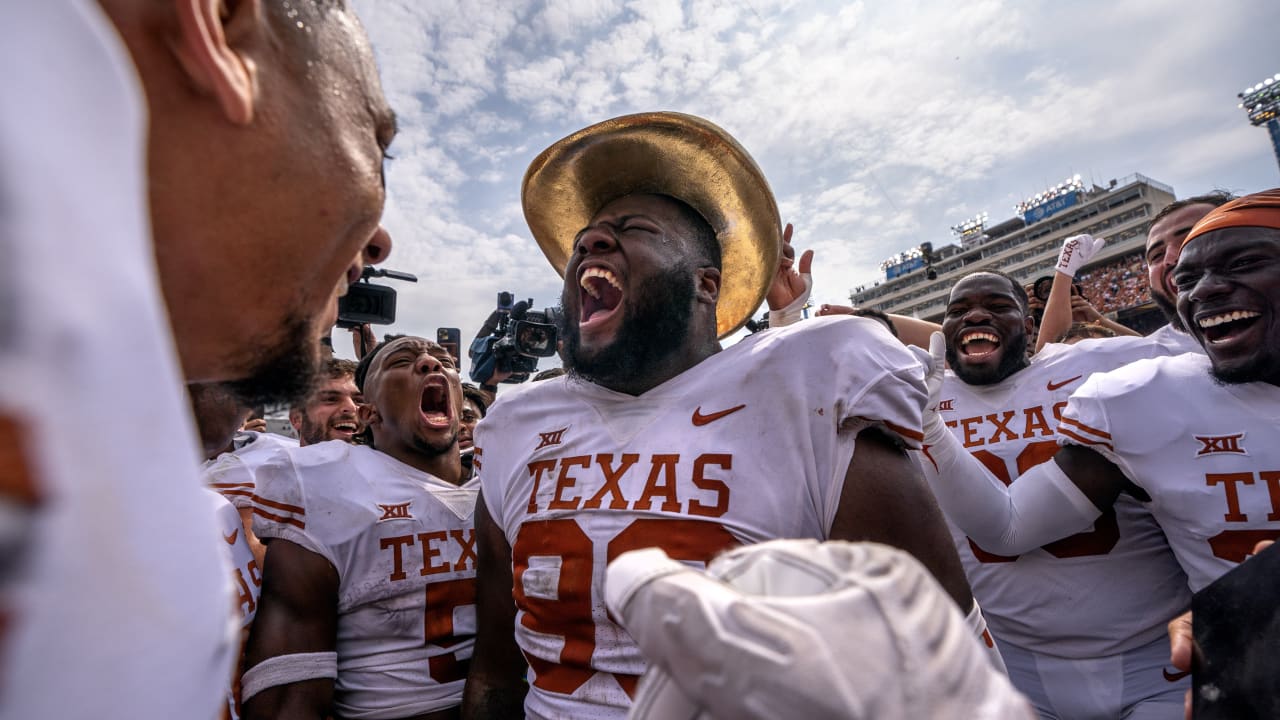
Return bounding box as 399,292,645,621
344,0,1279,374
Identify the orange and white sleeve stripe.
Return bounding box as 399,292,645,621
250,494,306,530
1056,416,1113,452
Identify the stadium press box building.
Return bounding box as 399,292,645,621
851,174,1176,329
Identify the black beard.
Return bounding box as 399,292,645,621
222,314,319,408
1152,291,1185,331
945,330,1029,386
298,414,331,446
412,431,458,458
1209,360,1268,387
561,262,695,389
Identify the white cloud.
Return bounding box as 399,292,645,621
349,0,1280,373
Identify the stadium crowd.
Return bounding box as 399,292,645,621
5,4,1280,720
1076,251,1150,314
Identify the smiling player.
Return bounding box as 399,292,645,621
927,267,1192,718
922,189,1280,716
290,358,365,446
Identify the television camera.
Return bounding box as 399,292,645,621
469,292,560,384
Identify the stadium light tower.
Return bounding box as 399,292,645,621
1238,72,1280,174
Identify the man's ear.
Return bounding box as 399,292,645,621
357,402,379,430
171,0,261,125
1024,314,1036,337
288,408,303,433
695,266,721,305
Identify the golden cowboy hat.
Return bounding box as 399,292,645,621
522,111,782,339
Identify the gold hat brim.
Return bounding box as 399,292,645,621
522,112,781,339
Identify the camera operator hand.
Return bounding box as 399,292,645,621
1069,294,1102,323
350,323,377,359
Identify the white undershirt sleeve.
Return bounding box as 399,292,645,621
919,421,1102,556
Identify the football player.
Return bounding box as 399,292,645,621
290,358,365,446
923,266,1192,718
462,112,973,720
1140,192,1235,354
185,382,268,720
921,189,1280,711
458,384,488,481
242,337,477,720
194,382,298,567
0,3,394,718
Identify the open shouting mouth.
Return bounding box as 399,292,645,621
579,264,624,334
419,376,453,429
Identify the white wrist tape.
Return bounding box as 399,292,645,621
769,274,812,327
241,651,338,702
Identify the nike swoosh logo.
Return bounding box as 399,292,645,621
692,404,746,426
223,529,239,545
1162,668,1190,682
1046,375,1083,392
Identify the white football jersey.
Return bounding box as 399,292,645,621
206,431,299,509
208,490,261,720
475,317,928,719
252,442,477,719
1059,353,1280,591
935,340,1190,658
0,3,233,717
1145,323,1203,356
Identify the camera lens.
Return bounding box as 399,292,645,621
1033,276,1054,301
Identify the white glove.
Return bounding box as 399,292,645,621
907,331,949,444
1054,234,1106,278
607,540,1034,720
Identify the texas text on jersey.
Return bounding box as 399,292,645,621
1059,352,1280,591
252,441,479,718
475,317,928,719
933,340,1191,661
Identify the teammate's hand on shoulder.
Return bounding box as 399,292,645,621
816,304,854,316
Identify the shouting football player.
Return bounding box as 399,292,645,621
243,337,477,720
462,112,975,719
921,188,1280,714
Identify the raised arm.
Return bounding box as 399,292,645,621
462,496,528,719
1036,234,1106,353
241,540,340,720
